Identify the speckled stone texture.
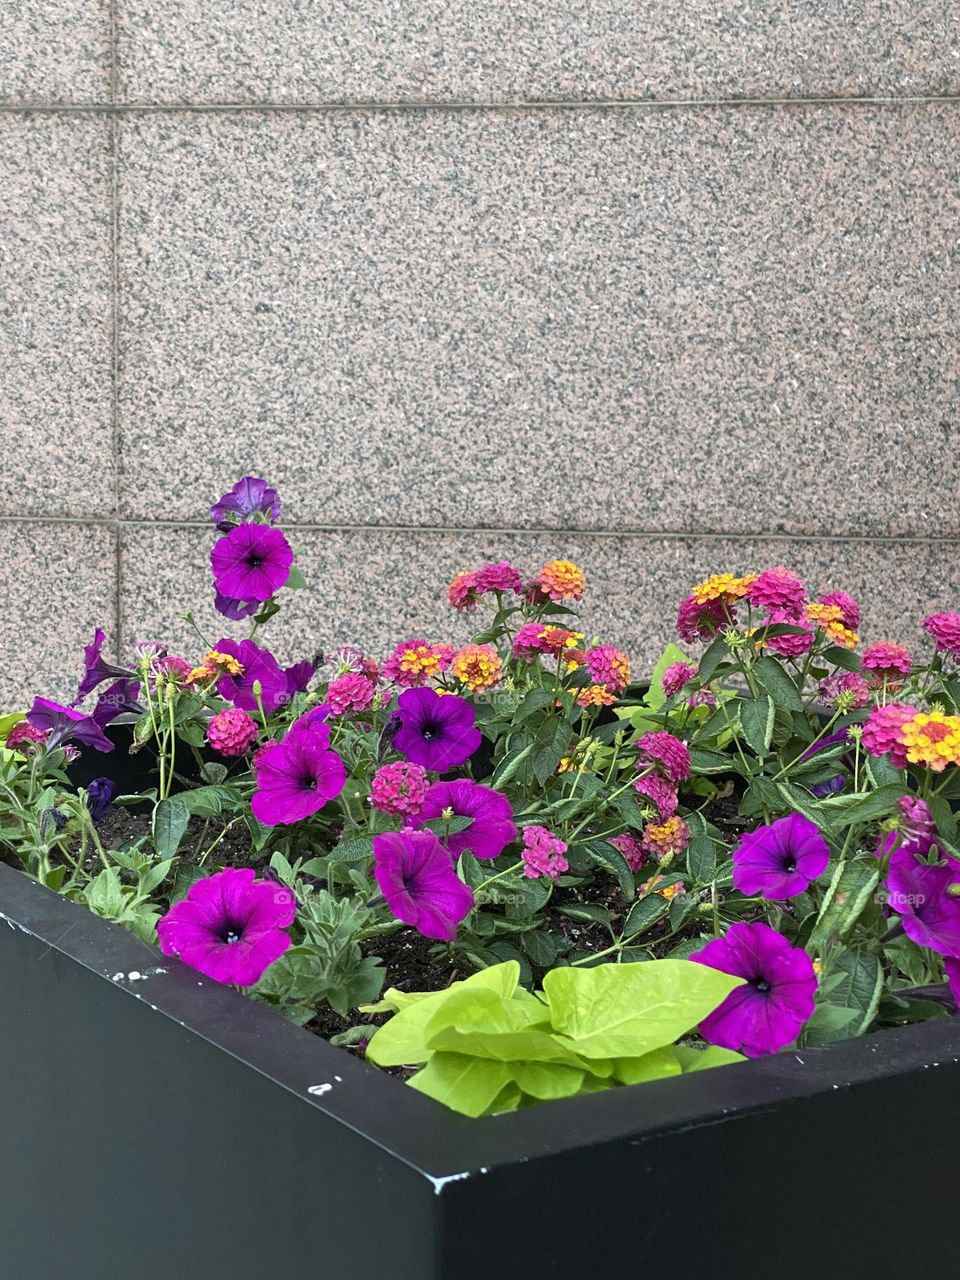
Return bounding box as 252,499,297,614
120,523,960,673
0,522,116,708
115,0,960,103
0,115,114,517
0,0,111,104
117,106,960,536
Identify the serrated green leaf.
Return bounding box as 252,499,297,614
740,694,774,756
327,835,375,863
622,893,668,938
751,657,804,712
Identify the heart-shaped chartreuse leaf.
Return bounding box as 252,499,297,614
543,959,745,1060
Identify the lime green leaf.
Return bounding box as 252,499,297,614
612,1046,682,1085
507,1060,587,1100
674,1044,746,1072
408,1054,513,1117
542,959,744,1060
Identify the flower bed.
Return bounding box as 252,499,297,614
3,476,960,1121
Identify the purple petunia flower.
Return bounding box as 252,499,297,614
26,697,114,753
212,637,289,713
210,476,282,529
373,829,475,941
692,921,818,1057
210,523,293,604
284,660,314,696
732,813,831,900
157,867,295,986
73,628,133,705
214,591,259,621
416,779,517,861
810,774,845,798
393,688,481,771
945,957,960,1007
250,724,346,826
91,678,142,728
884,850,960,957
86,777,115,823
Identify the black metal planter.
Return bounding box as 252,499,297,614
2,861,960,1280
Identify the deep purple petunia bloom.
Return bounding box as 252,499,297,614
732,813,830,900
416,779,516,861
692,921,818,1057
213,637,289,713
284,660,314,696
26,697,114,753
250,726,345,826
810,774,845,798
73,628,133,705
86,777,115,823
210,476,282,529
884,849,960,957
210,523,293,603
373,829,475,941
393,688,481,771
157,867,295,986
91,678,142,728
214,591,259,621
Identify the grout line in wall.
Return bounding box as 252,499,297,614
0,94,959,115
3,514,959,548
109,115,123,660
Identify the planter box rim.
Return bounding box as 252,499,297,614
3,859,958,1188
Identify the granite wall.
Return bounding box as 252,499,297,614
1,4,959,707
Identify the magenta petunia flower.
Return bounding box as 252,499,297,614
861,702,915,769
818,591,861,630
212,637,289,713
746,567,807,620
370,761,429,818
732,813,830,900
210,523,293,603
861,641,913,680
945,957,960,1006
923,611,960,660
373,830,474,941
26,696,114,753
884,849,960,957
416,779,517,861
73,628,133,705
636,731,691,784
393,688,481,771
207,707,258,757
250,728,346,826
692,921,818,1057
210,475,282,528
157,867,295,986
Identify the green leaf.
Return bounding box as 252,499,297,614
689,747,736,774
514,689,558,724
178,785,236,818
151,798,189,859
810,859,879,950
584,839,636,898
327,835,375,863
686,829,717,883
407,1054,513,1118
542,959,744,1060
697,635,730,682
831,783,904,829
139,857,174,895
805,947,883,1045
507,1060,587,1101
522,929,558,968
674,1044,746,1072
558,902,612,930
611,1047,681,1085
751,657,804,712
492,740,536,789
740,694,774,756
622,893,668,939
821,646,861,673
